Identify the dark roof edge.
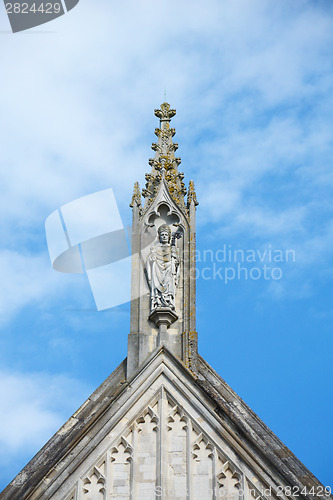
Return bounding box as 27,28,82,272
0,347,191,499
1,350,330,500
0,359,127,500
197,355,328,498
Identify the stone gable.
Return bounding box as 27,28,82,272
1,348,326,500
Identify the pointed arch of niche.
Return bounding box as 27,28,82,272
148,202,180,231
143,175,190,236
82,463,106,498
144,202,185,248
164,388,245,498
217,460,242,498
73,393,160,500
140,201,185,269
141,174,189,223
110,436,133,464
135,177,192,346
141,202,185,303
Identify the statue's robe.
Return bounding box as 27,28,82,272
147,243,180,309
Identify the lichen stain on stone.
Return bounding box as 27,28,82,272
57,416,79,436
73,398,90,417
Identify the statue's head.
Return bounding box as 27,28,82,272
158,224,171,244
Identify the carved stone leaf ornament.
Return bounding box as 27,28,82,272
133,102,197,217
1,103,324,500
127,103,199,375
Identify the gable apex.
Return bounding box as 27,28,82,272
1,348,327,500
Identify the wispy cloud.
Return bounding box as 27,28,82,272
0,0,332,488
0,370,92,486
0,250,78,324
0,0,331,322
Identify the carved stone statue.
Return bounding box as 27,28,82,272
146,224,180,311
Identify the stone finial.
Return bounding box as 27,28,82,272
187,180,199,207
127,104,198,379
130,181,142,208
142,103,187,210
154,102,176,122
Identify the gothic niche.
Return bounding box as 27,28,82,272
145,204,182,333
147,224,180,310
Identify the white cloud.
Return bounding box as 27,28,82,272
0,250,76,323
0,0,331,310
0,0,331,489
1,1,332,225
0,0,331,314
0,370,92,475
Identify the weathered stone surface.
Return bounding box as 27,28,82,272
0,348,328,500
1,104,328,500
0,359,127,500
127,103,198,378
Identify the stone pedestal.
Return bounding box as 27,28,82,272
149,307,178,346
127,102,198,379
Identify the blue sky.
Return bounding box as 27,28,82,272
0,0,332,491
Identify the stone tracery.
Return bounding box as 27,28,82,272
70,392,264,500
